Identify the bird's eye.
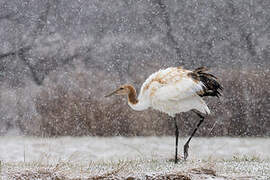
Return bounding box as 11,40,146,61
119,87,124,90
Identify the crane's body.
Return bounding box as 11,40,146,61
105,66,222,163
128,67,210,116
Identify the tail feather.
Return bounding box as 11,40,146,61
191,67,223,98
199,72,217,79
193,66,208,73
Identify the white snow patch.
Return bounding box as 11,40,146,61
0,136,269,179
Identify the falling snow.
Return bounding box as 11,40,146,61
0,0,269,179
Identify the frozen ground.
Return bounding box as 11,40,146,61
0,136,269,179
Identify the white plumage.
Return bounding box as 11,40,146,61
132,67,210,116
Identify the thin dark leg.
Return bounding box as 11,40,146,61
174,116,179,164
183,111,205,160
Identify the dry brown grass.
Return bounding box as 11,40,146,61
3,162,225,180
23,65,269,137
5,161,262,180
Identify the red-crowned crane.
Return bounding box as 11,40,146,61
105,66,222,163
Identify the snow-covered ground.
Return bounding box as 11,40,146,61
0,136,269,179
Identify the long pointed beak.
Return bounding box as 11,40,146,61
105,90,118,97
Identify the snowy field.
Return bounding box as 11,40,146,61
0,136,269,179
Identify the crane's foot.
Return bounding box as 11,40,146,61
168,155,184,163
184,143,189,161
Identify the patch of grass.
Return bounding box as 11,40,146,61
220,154,264,163
1,155,269,179
233,154,262,162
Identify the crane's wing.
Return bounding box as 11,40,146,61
140,67,210,115
151,76,204,102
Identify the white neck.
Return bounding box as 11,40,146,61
124,84,150,111
128,97,149,111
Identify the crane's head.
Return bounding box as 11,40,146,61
105,85,130,97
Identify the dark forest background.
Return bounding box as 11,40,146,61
0,0,269,137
